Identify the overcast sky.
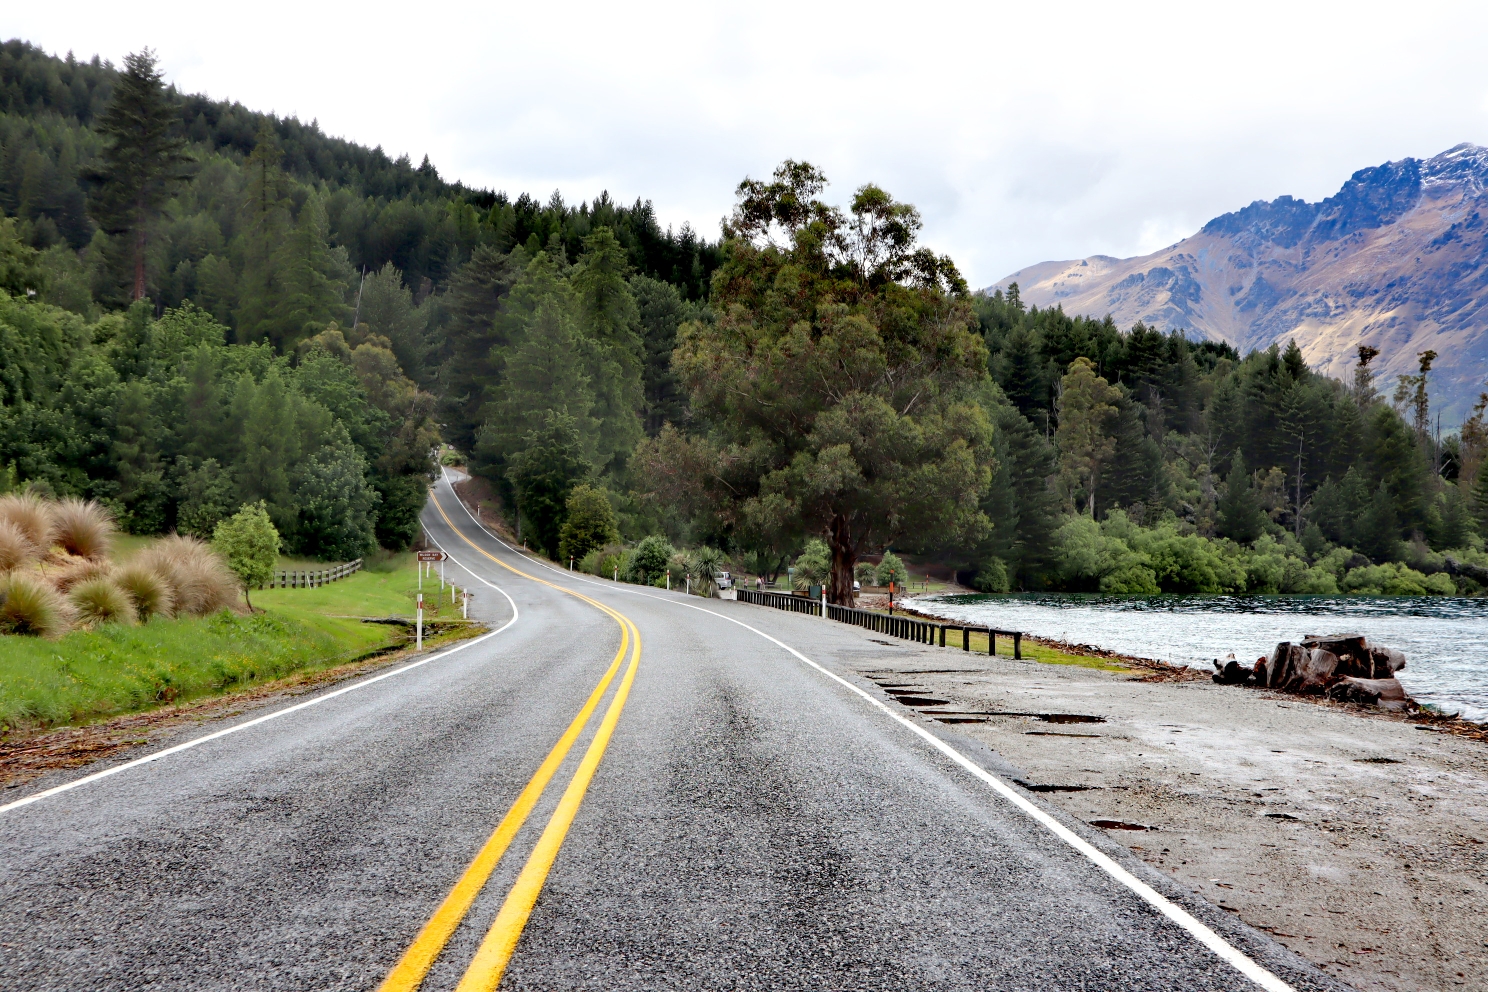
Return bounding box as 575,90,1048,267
13,1,1488,286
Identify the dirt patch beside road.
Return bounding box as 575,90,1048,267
859,648,1488,991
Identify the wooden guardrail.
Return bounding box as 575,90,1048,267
264,558,363,589
736,587,1022,658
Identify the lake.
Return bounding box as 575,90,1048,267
905,593,1488,722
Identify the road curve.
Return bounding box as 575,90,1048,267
0,474,1344,991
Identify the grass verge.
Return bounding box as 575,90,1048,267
0,550,484,734
935,628,1131,671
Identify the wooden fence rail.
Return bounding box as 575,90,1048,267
263,558,363,590
736,587,1022,658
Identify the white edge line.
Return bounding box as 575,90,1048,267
0,539,520,818
438,469,1296,992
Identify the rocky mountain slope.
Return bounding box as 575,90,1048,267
994,143,1488,424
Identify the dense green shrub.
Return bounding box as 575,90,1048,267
624,535,674,585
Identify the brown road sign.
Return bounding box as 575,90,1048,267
417,551,446,562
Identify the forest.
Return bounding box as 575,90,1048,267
1,40,1486,596
0,41,716,558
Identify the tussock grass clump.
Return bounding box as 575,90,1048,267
0,520,39,572
52,498,114,560
0,494,55,551
51,557,113,593
69,577,136,628
0,573,74,637
115,564,174,620
136,535,236,617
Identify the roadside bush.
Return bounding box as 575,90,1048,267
854,562,877,586
70,577,137,628
686,546,726,596
0,521,38,572
624,535,674,585
115,564,175,619
876,552,909,588
558,485,619,565
0,493,54,551
0,574,73,637
52,498,114,560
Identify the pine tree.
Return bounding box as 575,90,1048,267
1216,448,1266,543
571,228,644,471
234,126,294,342
1471,461,1488,535
994,325,1047,421
507,411,590,558
262,198,348,352
359,262,429,384
86,50,192,301
1357,482,1402,562
435,244,525,454
1436,484,1475,550
631,274,694,433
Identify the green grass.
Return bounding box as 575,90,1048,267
254,551,471,619
0,609,396,731
0,550,481,733
901,624,1130,671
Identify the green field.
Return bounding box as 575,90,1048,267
0,550,479,733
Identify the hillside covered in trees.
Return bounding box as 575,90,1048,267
0,41,717,557
1,40,1485,595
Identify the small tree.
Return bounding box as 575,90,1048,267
876,551,909,589
213,501,280,610
558,484,619,564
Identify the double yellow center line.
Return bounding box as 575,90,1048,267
379,492,641,992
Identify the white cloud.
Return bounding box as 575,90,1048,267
12,0,1488,286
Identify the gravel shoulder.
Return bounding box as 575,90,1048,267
852,642,1488,992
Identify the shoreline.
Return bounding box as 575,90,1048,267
897,595,1488,733
851,625,1488,991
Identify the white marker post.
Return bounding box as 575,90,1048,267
821,587,827,618
462,588,469,619
416,592,423,650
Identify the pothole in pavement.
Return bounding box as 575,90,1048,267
1017,781,1100,793
1355,757,1402,764
1025,730,1104,738
1090,819,1158,831
1265,812,1302,821
931,711,1108,723
889,695,952,707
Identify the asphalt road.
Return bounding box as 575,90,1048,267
0,473,1347,992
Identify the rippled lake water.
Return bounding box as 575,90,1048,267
905,593,1488,721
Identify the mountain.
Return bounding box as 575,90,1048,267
993,144,1488,425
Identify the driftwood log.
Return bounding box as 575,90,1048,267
1214,633,1413,712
